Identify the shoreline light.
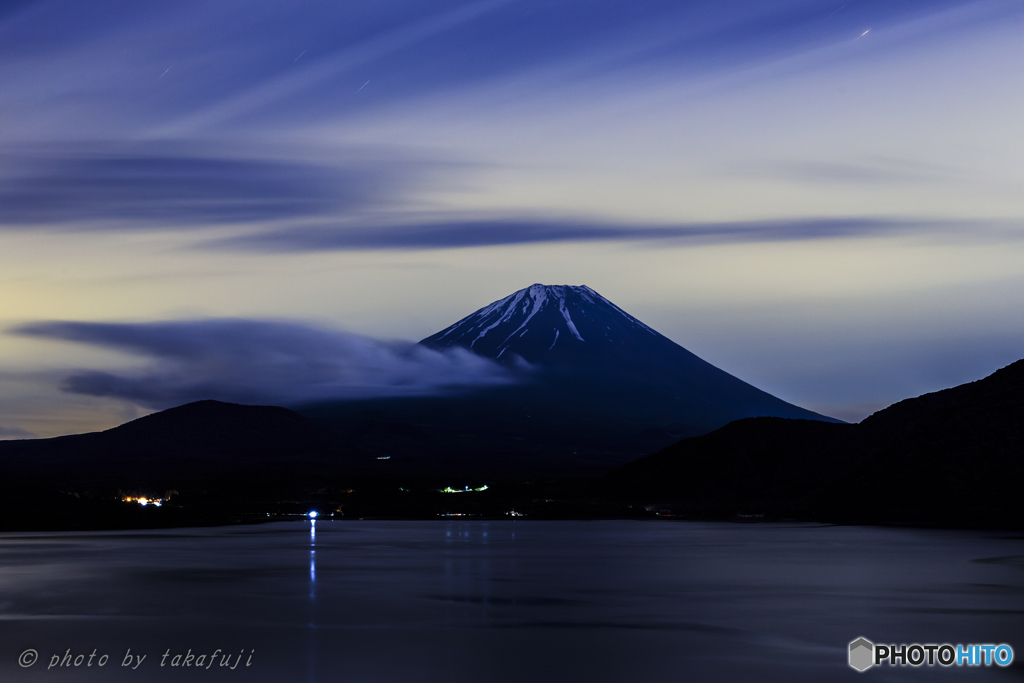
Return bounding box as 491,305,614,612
122,495,167,508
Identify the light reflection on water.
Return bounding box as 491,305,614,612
1,521,1022,682
308,519,316,683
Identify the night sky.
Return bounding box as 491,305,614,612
1,0,1022,438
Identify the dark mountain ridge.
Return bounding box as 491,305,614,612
0,400,350,489
610,358,1024,525
0,351,1020,528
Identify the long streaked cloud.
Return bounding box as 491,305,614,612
0,144,413,228
13,319,518,410
740,157,966,186
212,216,986,252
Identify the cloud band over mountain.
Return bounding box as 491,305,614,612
214,216,983,252
14,319,516,410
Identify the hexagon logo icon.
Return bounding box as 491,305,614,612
849,637,874,672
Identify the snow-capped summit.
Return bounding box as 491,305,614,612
420,283,664,365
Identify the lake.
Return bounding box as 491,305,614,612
1,520,1022,681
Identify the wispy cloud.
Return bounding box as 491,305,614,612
154,0,515,134
211,215,977,252
0,143,413,228
0,0,980,138
742,157,964,185
13,319,517,410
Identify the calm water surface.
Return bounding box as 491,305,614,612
1,521,1022,681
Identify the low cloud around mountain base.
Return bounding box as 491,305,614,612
13,319,517,410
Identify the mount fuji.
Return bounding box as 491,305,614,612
421,284,831,424
301,284,837,477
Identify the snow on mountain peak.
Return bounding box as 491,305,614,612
421,284,661,364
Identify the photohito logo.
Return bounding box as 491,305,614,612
849,637,1014,672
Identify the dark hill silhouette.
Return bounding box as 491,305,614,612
610,359,1024,526
0,400,358,489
